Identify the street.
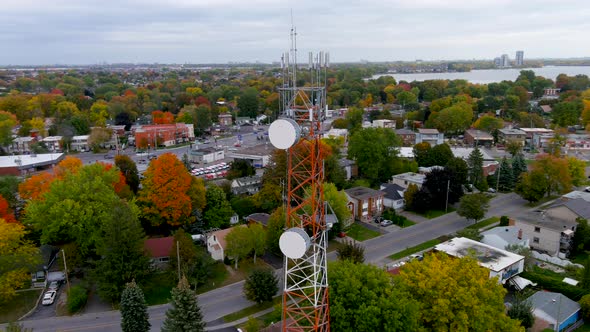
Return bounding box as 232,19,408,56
4,193,530,331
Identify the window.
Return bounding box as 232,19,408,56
534,227,541,233
533,237,540,244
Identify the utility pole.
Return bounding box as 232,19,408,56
445,179,450,213
62,250,70,294
176,241,181,281
495,162,501,193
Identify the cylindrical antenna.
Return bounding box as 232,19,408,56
309,52,313,70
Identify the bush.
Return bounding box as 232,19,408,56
580,294,590,321
67,285,88,313
500,216,510,226
521,268,589,301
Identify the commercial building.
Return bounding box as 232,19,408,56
498,128,526,146
416,128,444,146
134,123,194,148
0,153,64,176
519,128,554,149
464,129,494,147
190,147,225,164
501,54,510,67
228,144,275,168
515,50,524,66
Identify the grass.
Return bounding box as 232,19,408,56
419,208,456,219
0,289,42,323
466,216,500,230
399,219,416,228
142,272,177,305
327,239,346,253
222,296,281,323
389,239,442,261
194,262,229,294
571,251,589,265
345,223,381,242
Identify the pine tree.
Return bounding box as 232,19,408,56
497,157,515,191
162,276,205,332
120,280,150,332
512,152,527,181
467,146,484,187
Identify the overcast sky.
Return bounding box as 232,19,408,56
1,0,589,65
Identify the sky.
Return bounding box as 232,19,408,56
1,0,589,65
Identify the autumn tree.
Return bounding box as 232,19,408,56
138,153,195,227
115,155,140,193
0,195,17,223
0,176,20,211
531,154,572,197
18,172,54,201
0,111,18,147
567,156,587,187
24,163,123,256
473,114,504,133
396,252,523,331
515,171,547,203
0,219,40,304
152,110,174,124
329,260,420,331
88,127,113,151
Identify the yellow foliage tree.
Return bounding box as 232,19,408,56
0,219,40,304
396,252,524,332
28,117,47,137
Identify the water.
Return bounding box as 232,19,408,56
371,66,590,84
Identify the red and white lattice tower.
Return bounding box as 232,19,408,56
267,25,331,332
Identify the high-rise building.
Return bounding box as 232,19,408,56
494,57,502,67
515,50,524,66
501,54,510,67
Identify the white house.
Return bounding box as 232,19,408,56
379,183,405,210
206,225,246,261
481,226,530,250
71,135,90,152
42,136,62,152
391,172,426,189
435,237,525,284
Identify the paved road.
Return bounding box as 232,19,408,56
6,193,528,331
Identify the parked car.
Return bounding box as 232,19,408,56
380,220,394,227
585,187,590,193
374,216,383,223
48,281,60,291
488,188,496,193
42,290,57,306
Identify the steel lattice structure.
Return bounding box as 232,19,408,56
277,26,330,332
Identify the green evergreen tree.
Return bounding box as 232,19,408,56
582,258,590,290
467,146,484,187
120,280,150,332
162,276,205,332
507,296,534,329
511,152,527,181
243,268,279,304
493,157,515,191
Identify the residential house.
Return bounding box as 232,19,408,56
246,213,271,227
480,226,529,250
527,291,581,332
231,175,262,195
561,190,590,203
519,128,554,149
323,128,348,141
372,119,396,128
144,236,174,267
42,136,63,152
546,198,590,221
338,158,357,180
344,187,384,222
464,129,494,147
228,144,274,168
435,237,525,284
218,113,233,126
190,147,225,164
498,128,526,146
395,129,417,147
391,172,426,189
379,183,405,210
70,135,90,152
450,147,499,176
514,208,578,257
9,136,35,154
543,88,560,99
416,128,444,146
207,225,247,261
540,105,552,114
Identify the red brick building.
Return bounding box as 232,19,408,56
134,123,194,148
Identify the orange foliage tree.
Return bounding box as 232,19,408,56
53,156,83,179
98,163,132,199
18,172,55,201
138,153,194,226
0,195,17,223
152,110,174,124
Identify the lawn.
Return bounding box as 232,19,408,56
389,239,442,261
142,272,176,305
327,239,345,253
345,223,381,242
466,216,500,230
0,289,42,323
419,208,455,219
222,296,281,323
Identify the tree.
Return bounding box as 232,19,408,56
403,183,419,211
567,156,587,187
266,206,285,256
531,154,572,197
169,229,198,281
336,240,365,263
249,223,266,264
237,87,259,118
580,294,590,321
428,143,454,167
244,316,261,332
432,102,474,134
457,193,491,223
572,218,590,255
413,142,431,167
329,260,420,331
396,252,523,332
162,276,205,332
0,195,16,223
0,111,18,147
243,268,278,304
515,171,547,203
202,185,234,229
227,160,255,180
420,167,464,211
18,172,54,201
24,163,123,256
120,280,150,332
0,176,20,210
456,228,483,241
445,157,469,186
225,226,252,269
490,157,515,191
138,153,195,227
582,258,590,290
347,127,401,184
512,153,528,180
94,201,150,303
467,146,484,187
0,219,40,304
507,296,534,329
114,155,140,194
473,114,504,133
88,127,113,151
506,140,523,157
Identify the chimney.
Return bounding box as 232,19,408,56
518,229,523,240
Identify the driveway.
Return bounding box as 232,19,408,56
26,287,61,320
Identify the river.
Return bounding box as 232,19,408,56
371,66,590,84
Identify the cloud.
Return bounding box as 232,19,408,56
0,0,588,64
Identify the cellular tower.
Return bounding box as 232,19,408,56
267,25,331,331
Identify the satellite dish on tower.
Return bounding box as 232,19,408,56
268,118,301,150
279,227,311,259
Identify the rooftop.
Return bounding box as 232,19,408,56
228,144,275,157
395,129,416,135
465,129,494,140
418,128,440,135
499,128,525,135
345,186,384,200
519,127,554,134
435,237,524,272
144,236,174,258
0,153,64,168
379,183,405,200
516,211,578,232
550,198,590,220
481,226,527,250
527,291,580,325
246,213,270,226
209,225,247,249
561,191,590,203
392,172,426,185
450,147,495,161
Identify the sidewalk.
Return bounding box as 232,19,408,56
206,307,275,331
